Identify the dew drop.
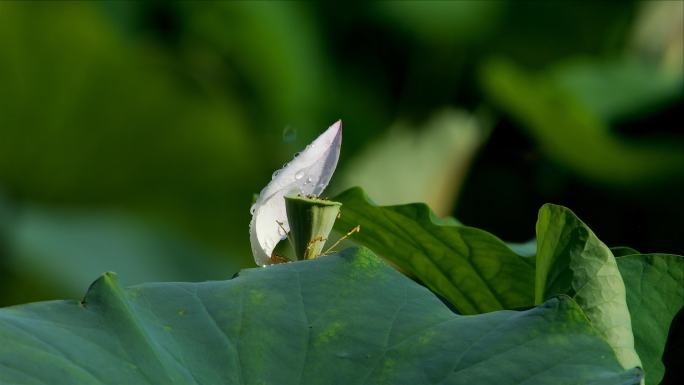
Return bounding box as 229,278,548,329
293,152,301,158
272,170,280,179
306,177,313,184
295,170,305,180
249,204,256,215
282,125,297,143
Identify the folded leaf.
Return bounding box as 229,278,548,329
334,187,534,314
535,204,641,372
0,248,641,385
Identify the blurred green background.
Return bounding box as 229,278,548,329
0,1,682,306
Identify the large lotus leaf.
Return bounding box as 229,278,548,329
535,204,641,372
0,248,640,385
333,188,535,315
617,254,684,385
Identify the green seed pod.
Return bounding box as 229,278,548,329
285,195,341,260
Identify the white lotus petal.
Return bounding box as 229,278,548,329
249,120,342,266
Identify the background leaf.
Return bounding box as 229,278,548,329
0,248,641,385
552,59,682,123
535,204,641,371
617,254,684,385
333,109,487,216
480,58,684,186
1,0,682,306
333,187,534,314
0,198,234,303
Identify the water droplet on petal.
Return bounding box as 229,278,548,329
306,177,313,184
293,152,301,158
250,204,256,215
295,170,305,180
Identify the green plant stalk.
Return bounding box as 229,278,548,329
285,195,341,260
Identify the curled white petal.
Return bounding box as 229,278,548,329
249,120,342,266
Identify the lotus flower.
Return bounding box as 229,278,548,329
249,121,342,266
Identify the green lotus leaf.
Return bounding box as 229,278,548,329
535,204,641,372
0,248,640,385
617,254,684,385
334,187,535,315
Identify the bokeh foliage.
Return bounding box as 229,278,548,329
0,1,682,305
